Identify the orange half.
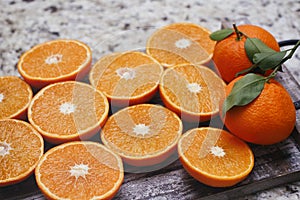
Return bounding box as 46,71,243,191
18,39,92,89
159,64,226,122
178,127,254,187
0,76,32,120
35,141,124,200
146,22,215,67
0,119,44,186
101,104,183,167
28,81,109,144
89,51,163,107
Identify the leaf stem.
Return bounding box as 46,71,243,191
233,23,242,41
266,39,300,81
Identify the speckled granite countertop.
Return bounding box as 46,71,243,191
1,0,300,199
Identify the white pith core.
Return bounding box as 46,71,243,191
187,83,202,93
0,93,4,103
210,146,225,157
116,67,136,80
69,163,90,180
175,38,192,49
45,54,63,64
0,141,13,156
59,102,76,115
133,124,150,136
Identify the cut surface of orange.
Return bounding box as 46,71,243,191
35,141,124,200
101,104,182,168
178,127,254,187
89,51,163,107
0,76,32,120
28,81,109,144
146,22,215,67
0,119,44,186
18,39,92,89
159,64,226,122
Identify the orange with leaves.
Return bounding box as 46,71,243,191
221,75,296,145
212,24,280,83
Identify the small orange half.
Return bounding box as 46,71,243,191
0,119,44,186
178,127,254,187
35,141,124,200
0,76,32,120
89,51,163,107
159,64,226,122
146,22,215,67
28,81,109,144
101,104,182,167
18,39,92,89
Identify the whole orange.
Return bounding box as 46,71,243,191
221,76,296,145
212,24,280,83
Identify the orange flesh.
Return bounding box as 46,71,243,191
160,65,225,114
147,23,215,66
29,82,108,136
37,142,123,199
90,52,162,99
20,40,90,78
0,120,43,184
179,128,254,177
0,77,32,119
102,104,182,157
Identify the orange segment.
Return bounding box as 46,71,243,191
35,141,124,200
18,39,92,88
178,127,254,187
89,51,163,106
101,104,182,167
28,81,109,144
0,76,32,120
159,64,226,122
146,23,215,67
0,119,44,186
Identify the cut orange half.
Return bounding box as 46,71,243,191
18,39,92,89
0,76,33,120
178,127,254,187
146,22,215,67
159,64,226,122
35,141,124,200
101,104,182,167
0,119,44,186
28,81,109,144
89,51,163,107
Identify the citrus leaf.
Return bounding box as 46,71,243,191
245,38,276,62
209,28,234,41
253,51,287,71
222,73,266,116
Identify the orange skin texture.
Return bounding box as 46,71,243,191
212,24,280,83
222,76,296,145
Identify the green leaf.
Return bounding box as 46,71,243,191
253,51,287,71
209,28,234,41
222,74,266,116
245,38,276,62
